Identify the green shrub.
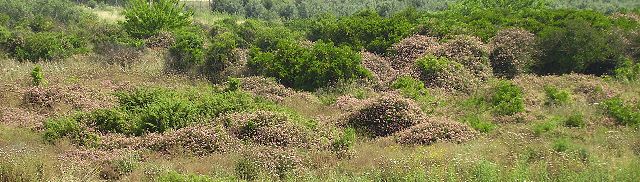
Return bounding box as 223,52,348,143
158,171,216,182
613,59,640,82
535,17,625,75
544,85,571,106
168,27,205,73
490,81,525,116
553,138,572,152
532,118,558,136
203,32,239,81
28,16,54,32
137,98,200,134
462,115,496,133
249,40,370,91
305,9,417,54
473,160,499,182
43,117,97,146
391,76,428,100
415,55,480,92
9,31,87,61
30,65,44,86
603,97,640,126
332,127,356,152
122,0,193,38
564,113,586,128
87,109,132,134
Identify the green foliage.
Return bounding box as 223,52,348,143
544,85,571,105
304,9,418,54
87,109,132,134
490,81,525,116
391,76,428,99
249,40,370,91
564,113,586,128
613,59,640,82
158,171,216,182
43,117,97,146
225,78,241,92
332,127,356,152
122,0,193,38
235,158,259,181
8,31,87,62
169,27,205,73
535,17,625,75
553,138,572,152
462,115,495,133
473,160,499,182
203,32,239,80
0,0,91,26
532,117,558,136
210,0,452,20
30,65,44,86
603,97,640,127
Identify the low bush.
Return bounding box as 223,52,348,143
8,31,87,61
395,118,477,145
416,55,480,92
347,94,423,137
332,127,356,152
544,85,571,106
122,0,193,38
461,115,496,133
86,109,132,134
235,157,259,181
553,138,572,152
490,81,525,116
564,113,586,128
304,9,418,54
532,118,558,136
203,32,239,81
43,117,97,146
489,28,536,78
168,27,205,73
249,40,370,91
612,59,640,82
603,97,640,127
223,111,313,147
30,65,44,86
391,76,428,100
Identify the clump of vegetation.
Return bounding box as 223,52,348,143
390,76,434,109
461,115,496,133
43,117,97,146
544,85,571,105
489,28,536,78
603,97,640,127
235,157,259,181
613,59,640,82
490,81,525,116
394,118,477,145
223,111,314,147
347,94,423,137
168,27,205,73
249,40,370,91
564,113,586,128
122,0,193,38
30,65,44,86
532,117,559,136
553,138,572,152
416,55,480,92
304,9,418,54
7,31,87,61
332,127,356,156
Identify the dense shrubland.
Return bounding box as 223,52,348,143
2,0,640,181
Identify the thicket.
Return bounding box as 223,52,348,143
603,97,640,127
209,0,453,20
249,39,370,91
301,9,420,54
122,0,194,38
490,81,525,116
